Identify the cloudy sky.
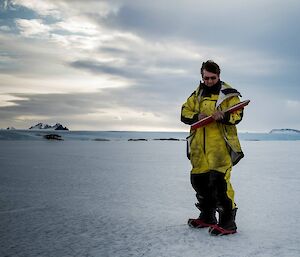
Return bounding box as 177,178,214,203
0,0,299,132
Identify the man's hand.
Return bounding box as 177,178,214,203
212,111,225,121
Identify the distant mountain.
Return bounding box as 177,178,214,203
29,123,69,131
269,128,300,134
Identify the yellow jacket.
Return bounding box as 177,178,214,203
181,82,244,174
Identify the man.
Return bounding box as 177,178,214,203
181,60,244,236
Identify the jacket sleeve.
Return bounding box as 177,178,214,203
181,91,199,125
220,96,243,125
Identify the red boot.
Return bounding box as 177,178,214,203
188,208,217,228
209,208,237,236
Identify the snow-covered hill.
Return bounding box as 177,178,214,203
29,123,69,130
269,128,300,134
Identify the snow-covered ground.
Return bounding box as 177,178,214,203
1,140,299,257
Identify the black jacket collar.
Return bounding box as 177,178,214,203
200,80,222,96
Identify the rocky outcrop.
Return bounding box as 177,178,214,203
43,134,63,140
94,138,110,141
153,138,180,141
128,138,148,141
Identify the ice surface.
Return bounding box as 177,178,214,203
1,130,300,141
1,140,300,257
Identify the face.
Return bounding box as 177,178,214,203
202,69,219,87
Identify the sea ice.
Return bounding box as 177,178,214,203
0,140,299,257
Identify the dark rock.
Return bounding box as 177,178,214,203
153,138,180,141
54,124,69,130
43,134,63,140
128,138,148,141
94,138,110,141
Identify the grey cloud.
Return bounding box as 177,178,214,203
95,1,300,61
0,83,186,129
68,57,199,98
69,60,143,80
0,83,180,118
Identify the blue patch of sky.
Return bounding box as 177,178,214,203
0,3,38,20
0,4,36,34
0,2,62,31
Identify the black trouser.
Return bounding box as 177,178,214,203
190,171,234,213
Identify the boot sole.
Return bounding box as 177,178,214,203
208,225,237,236
187,219,216,229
